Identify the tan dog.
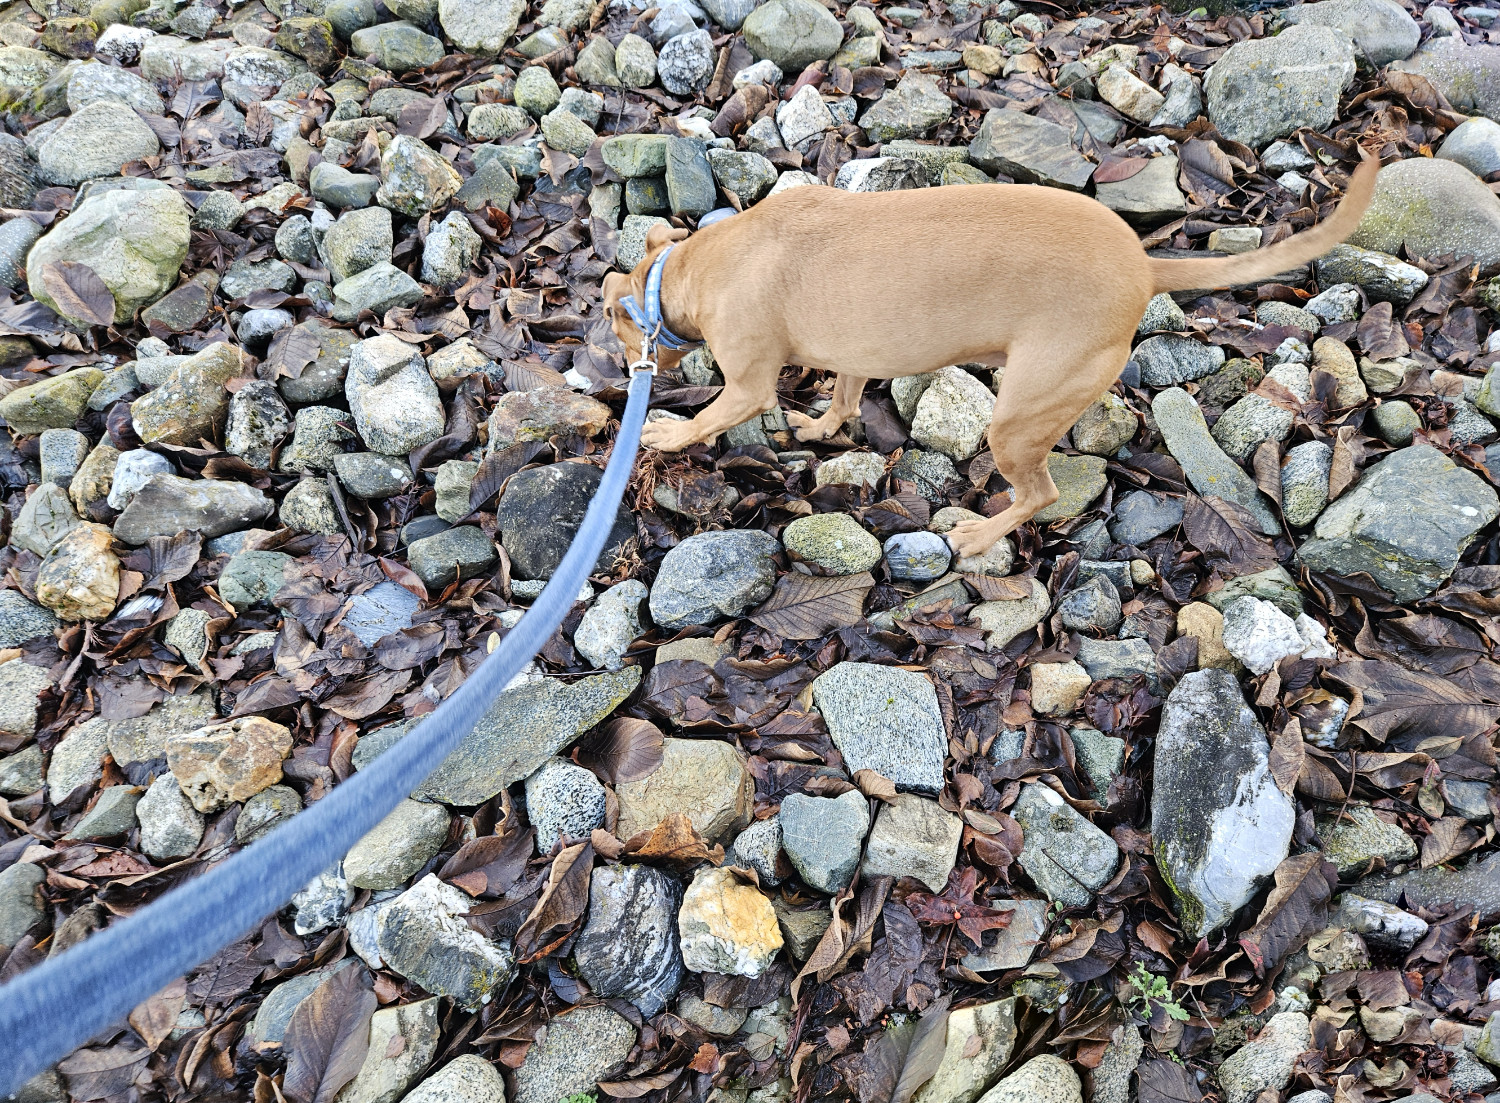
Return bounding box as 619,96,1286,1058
603,155,1378,558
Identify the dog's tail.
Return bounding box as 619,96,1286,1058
1147,154,1379,295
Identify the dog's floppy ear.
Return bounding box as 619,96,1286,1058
645,223,690,251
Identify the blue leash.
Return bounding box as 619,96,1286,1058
0,367,655,1096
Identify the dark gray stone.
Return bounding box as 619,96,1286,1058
406,525,498,589
496,463,634,581
1058,574,1122,632
665,136,715,218
1076,637,1157,684
574,864,683,1016
1133,334,1225,387
333,452,413,499
218,550,292,607
779,790,869,893
1298,445,1499,602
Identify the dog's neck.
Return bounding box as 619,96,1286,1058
649,242,703,344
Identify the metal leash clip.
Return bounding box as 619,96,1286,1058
629,325,661,376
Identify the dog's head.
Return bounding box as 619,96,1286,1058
602,222,691,369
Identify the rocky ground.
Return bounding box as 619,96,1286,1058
2,0,1500,1100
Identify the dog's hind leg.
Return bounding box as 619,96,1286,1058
786,374,867,442
947,340,1131,559
640,356,781,452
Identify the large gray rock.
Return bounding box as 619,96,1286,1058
1298,445,1498,601
510,1006,635,1103
780,790,869,893
741,0,842,70
415,667,640,805
524,758,606,851
968,109,1094,191
401,1056,509,1103
574,864,683,1016
26,188,190,325
811,662,947,793
1348,156,1500,271
36,100,159,187
1152,669,1294,938
1152,388,1280,534
1391,38,1500,123
1315,243,1429,303
648,529,780,628
1205,24,1356,148
113,474,273,544
1282,0,1419,65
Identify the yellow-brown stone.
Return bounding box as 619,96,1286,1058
1177,602,1240,672
35,522,119,621
677,866,783,977
166,716,293,812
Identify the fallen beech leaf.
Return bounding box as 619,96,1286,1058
748,571,873,640
282,964,377,1103
1237,852,1337,976
513,841,594,962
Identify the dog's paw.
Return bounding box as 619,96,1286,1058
640,419,696,452
946,519,1001,559
786,410,833,442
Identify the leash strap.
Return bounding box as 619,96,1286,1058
0,368,657,1097
619,245,701,355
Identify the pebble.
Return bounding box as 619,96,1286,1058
343,798,450,889
406,525,498,589
884,530,952,581
496,462,634,581
1217,1012,1311,1103
574,578,647,671
814,450,885,488
1012,782,1119,906
726,815,783,886
375,875,515,1009
401,1056,510,1103
67,784,143,840
1221,596,1308,675
1058,574,1122,633
1152,388,1280,534
291,866,355,936
779,790,869,893
523,757,607,851
978,1054,1082,1103
860,793,963,893
615,736,753,843
1299,445,1498,602
339,998,441,1103
1317,805,1418,875
235,784,303,844
969,577,1051,651
510,1005,636,1103
1029,660,1091,715
649,529,780,628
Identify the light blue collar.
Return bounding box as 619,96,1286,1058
619,244,701,354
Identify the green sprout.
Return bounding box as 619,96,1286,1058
1127,962,1189,1022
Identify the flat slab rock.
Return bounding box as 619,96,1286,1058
810,661,947,793
413,667,639,804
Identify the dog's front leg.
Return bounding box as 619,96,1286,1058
787,374,866,442
640,379,778,451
